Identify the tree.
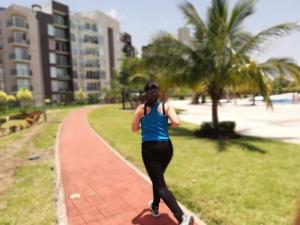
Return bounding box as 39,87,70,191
16,88,33,113
75,88,86,104
0,91,8,112
143,0,300,129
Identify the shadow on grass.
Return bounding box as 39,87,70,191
217,139,267,154
169,127,196,138
169,125,269,154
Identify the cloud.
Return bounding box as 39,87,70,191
105,8,126,21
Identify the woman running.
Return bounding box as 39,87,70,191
132,82,194,225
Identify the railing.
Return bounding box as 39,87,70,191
10,69,32,76
11,85,33,92
9,53,31,61
7,20,29,29
8,37,30,45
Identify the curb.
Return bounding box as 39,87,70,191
54,110,75,225
84,106,206,225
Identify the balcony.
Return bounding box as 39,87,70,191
10,69,32,77
9,53,31,62
7,20,29,30
11,85,33,92
8,37,30,46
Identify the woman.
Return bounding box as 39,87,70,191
132,82,194,225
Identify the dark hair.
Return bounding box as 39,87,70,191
144,81,160,107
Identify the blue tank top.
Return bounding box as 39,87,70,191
141,101,169,143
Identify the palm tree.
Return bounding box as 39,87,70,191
143,0,300,129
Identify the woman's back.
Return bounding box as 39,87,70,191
141,101,169,142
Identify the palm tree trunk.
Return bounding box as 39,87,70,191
252,94,256,106
191,92,201,104
212,95,219,129
201,94,206,104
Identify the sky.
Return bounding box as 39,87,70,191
2,0,300,64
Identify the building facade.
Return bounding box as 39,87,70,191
0,1,124,104
37,1,74,103
0,4,45,105
70,12,122,96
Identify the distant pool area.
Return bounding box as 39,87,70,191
255,93,300,105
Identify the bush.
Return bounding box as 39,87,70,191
87,94,99,104
25,117,35,125
195,121,239,139
9,125,18,133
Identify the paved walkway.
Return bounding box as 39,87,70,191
58,106,201,225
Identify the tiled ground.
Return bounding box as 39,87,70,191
58,107,198,225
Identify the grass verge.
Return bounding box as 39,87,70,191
88,104,300,225
0,107,76,225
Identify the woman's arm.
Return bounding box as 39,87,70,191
132,105,143,132
166,104,181,128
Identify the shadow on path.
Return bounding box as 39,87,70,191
132,209,177,225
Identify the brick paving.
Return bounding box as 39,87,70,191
58,107,200,225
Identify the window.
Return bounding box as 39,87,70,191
56,55,69,66
17,79,30,89
48,39,55,50
56,41,68,52
49,53,56,64
48,24,54,36
0,68,4,79
14,47,28,60
16,63,29,75
13,31,27,44
57,68,68,77
54,14,66,26
50,67,57,78
55,28,67,39
12,15,27,28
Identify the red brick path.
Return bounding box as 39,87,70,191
58,107,197,225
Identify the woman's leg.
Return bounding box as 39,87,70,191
142,141,184,222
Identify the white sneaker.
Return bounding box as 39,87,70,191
148,201,160,217
179,214,194,225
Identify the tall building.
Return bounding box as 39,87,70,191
80,11,122,81
121,32,136,57
36,1,74,103
70,11,121,96
177,27,192,46
0,1,123,104
0,4,45,105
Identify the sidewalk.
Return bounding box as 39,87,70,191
58,106,203,225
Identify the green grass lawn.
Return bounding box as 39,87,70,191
88,104,300,225
0,107,77,225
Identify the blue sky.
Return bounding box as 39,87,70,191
2,0,300,63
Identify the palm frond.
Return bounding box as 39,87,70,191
258,57,300,83
228,0,256,35
238,22,300,54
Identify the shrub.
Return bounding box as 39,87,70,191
25,117,35,125
87,94,99,104
9,125,18,133
195,121,238,139
19,123,25,130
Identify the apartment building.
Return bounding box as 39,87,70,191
0,1,124,104
177,27,192,47
70,12,122,96
0,5,44,105
36,1,74,103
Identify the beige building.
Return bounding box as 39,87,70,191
177,26,192,47
71,11,122,96
0,5,44,105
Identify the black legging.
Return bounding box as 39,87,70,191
142,140,184,222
